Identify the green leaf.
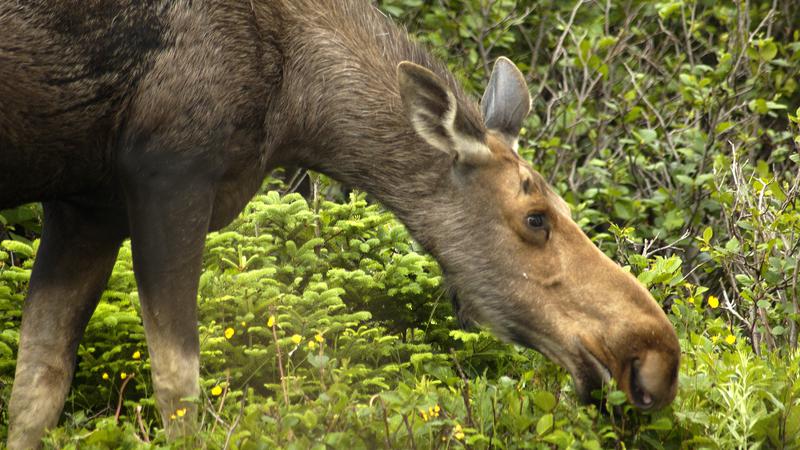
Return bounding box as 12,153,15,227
663,209,685,231
645,416,673,431
634,128,658,146
607,390,627,406
786,404,800,437
582,440,603,450
702,226,713,242
308,354,330,369
410,352,433,365
748,98,769,114
597,36,617,50
543,430,572,447
715,122,734,134
533,391,557,412
466,434,491,445
658,1,683,20
1,240,34,258
536,413,554,435
759,40,778,61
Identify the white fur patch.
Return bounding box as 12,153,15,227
411,90,490,163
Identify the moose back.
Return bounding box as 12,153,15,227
0,1,680,448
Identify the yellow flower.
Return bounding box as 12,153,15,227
315,333,324,343
120,372,127,380
428,404,440,417
102,372,109,380
267,315,276,327
132,350,141,360
307,340,317,350
176,408,187,417
454,423,465,440
420,410,429,421
291,334,302,345
708,295,720,309
170,414,177,420
725,334,736,345
241,321,246,328
224,327,235,339
211,385,223,397
711,335,719,343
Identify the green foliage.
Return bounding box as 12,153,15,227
2,0,800,448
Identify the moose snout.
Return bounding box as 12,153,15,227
623,349,679,410
591,269,681,410
576,314,680,410
577,344,680,411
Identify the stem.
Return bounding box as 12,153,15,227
114,374,135,424
450,349,474,428
270,306,290,405
135,405,150,443
402,414,417,450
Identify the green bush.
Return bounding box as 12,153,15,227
2,0,799,448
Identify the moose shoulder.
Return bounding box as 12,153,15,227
1,0,680,448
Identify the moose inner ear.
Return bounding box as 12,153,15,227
397,61,491,165
481,57,531,150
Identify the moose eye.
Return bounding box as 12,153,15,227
526,213,546,229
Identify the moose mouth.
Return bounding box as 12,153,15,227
449,293,662,410
501,322,618,406
578,342,612,384
577,342,660,410
575,341,612,403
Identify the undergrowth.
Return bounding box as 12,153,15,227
2,0,799,448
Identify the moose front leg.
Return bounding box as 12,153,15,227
124,177,214,440
8,202,126,450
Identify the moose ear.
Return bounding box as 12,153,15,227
481,57,531,150
397,61,491,165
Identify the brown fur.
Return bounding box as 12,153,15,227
1,1,680,448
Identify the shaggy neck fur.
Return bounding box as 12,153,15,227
269,0,485,244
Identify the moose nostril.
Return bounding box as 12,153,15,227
627,350,678,410
630,358,654,408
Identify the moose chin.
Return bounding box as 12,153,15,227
1,1,680,448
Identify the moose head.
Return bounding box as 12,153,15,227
395,58,680,409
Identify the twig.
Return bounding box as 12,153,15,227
790,258,799,351
402,414,417,450
222,393,247,450
450,349,474,428
114,373,135,424
209,372,231,435
719,280,751,329
135,405,150,443
622,63,679,160
270,306,290,405
534,0,587,101
641,231,691,258
372,394,394,450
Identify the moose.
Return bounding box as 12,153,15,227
0,0,680,447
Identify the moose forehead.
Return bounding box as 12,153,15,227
485,135,572,218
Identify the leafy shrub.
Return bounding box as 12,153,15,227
1,0,799,448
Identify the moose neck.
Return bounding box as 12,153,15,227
272,1,479,233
